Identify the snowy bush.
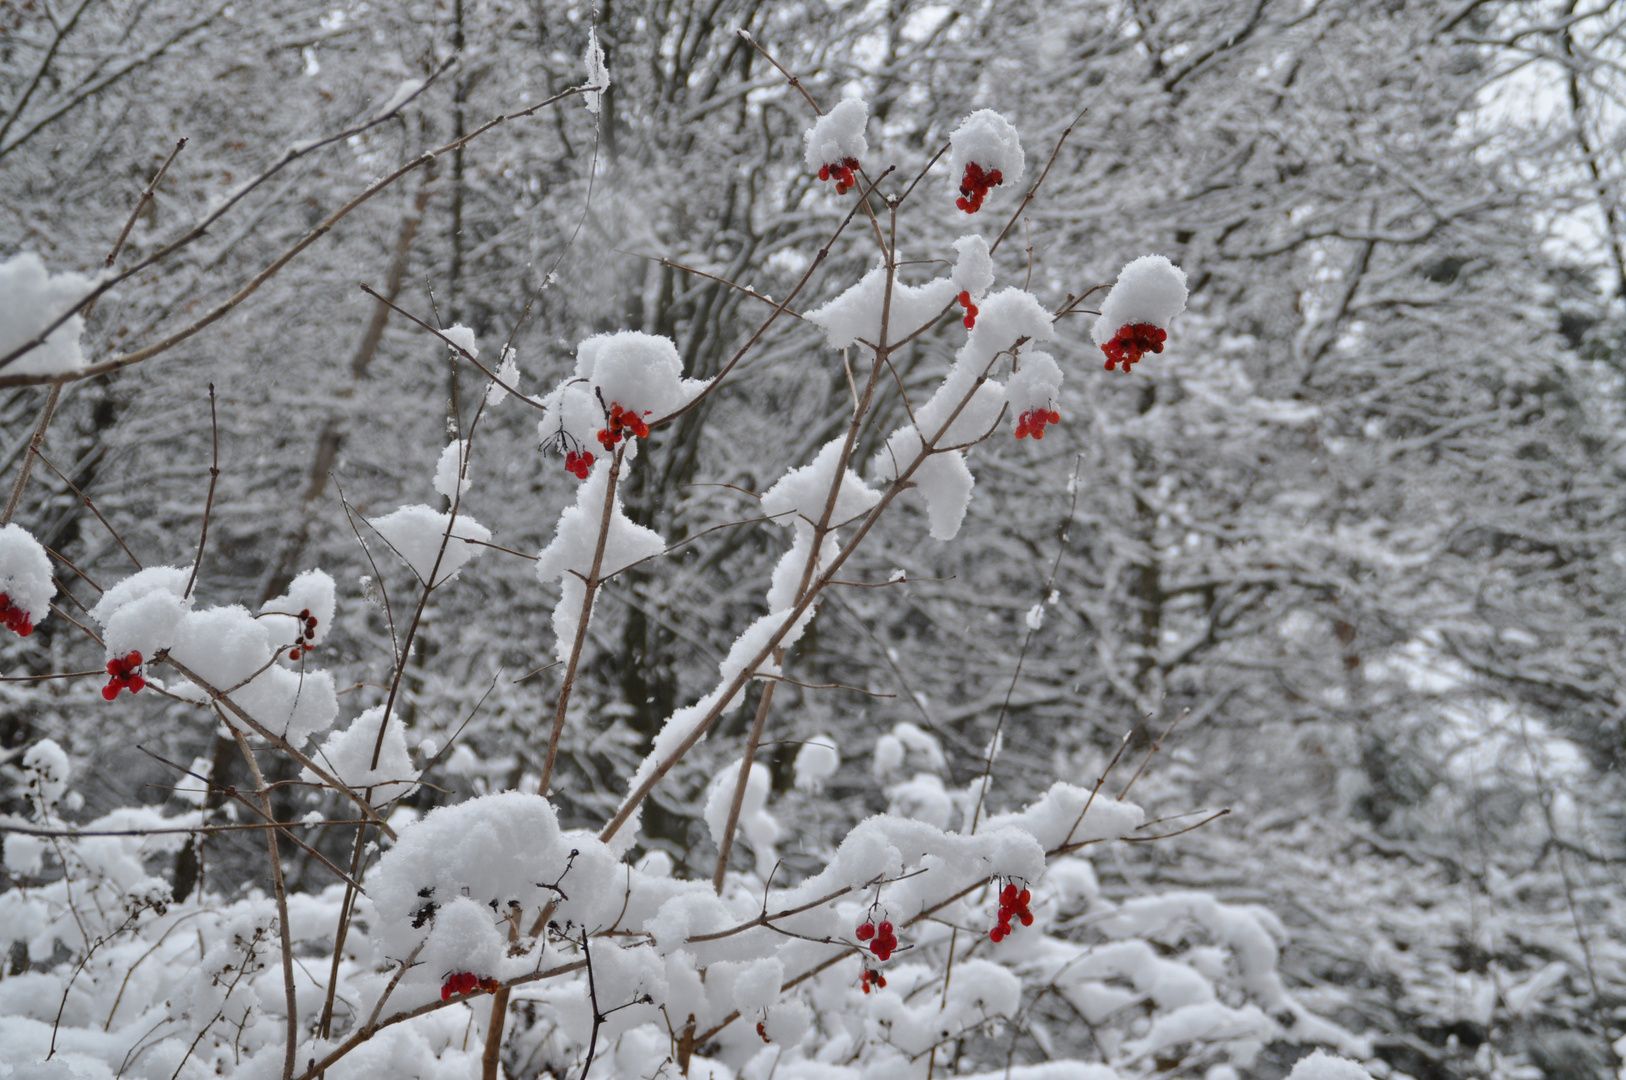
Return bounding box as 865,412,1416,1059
2,5,1620,1080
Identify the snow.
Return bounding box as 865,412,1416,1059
441,324,477,359
432,439,471,500
949,109,1026,190
793,735,839,792
760,437,881,529
1006,347,1064,421
537,331,703,458
804,266,957,351
583,27,609,115
91,566,340,746
259,567,336,646
484,345,521,406
1092,254,1189,343
704,761,780,878
1288,1051,1372,1080
0,253,94,376
367,504,490,586
1026,603,1045,630
0,524,54,625
371,792,619,990
803,97,868,171
952,234,995,300
534,457,667,660
21,739,69,814
306,705,419,802
373,77,425,118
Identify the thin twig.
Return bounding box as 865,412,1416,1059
184,384,220,598
35,450,141,569
104,137,189,272
0,81,592,386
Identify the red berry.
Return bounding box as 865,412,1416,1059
877,921,892,936
958,291,971,307
819,164,830,181
102,683,119,701
757,1020,770,1042
1018,888,1031,906
856,922,875,941
1019,910,1034,926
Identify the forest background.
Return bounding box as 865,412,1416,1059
1,1,1624,1079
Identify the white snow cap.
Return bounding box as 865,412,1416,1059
794,734,840,792
805,267,957,351
1092,254,1189,343
305,705,419,802
537,330,701,458
22,738,70,813
1287,1052,1372,1080
259,568,336,648
952,234,995,301
0,523,54,627
949,109,1026,190
368,504,490,586
433,439,472,500
0,253,95,377
703,760,780,878
1006,347,1064,420
534,456,667,660
803,97,869,170
583,26,609,115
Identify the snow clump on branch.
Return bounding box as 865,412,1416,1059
0,523,54,637
1093,254,1189,372
0,253,95,376
949,109,1025,214
804,97,868,193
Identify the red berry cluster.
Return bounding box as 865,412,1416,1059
1101,323,1167,372
859,967,888,994
440,971,500,1001
0,593,33,637
819,157,861,195
1015,408,1061,440
103,651,145,700
958,290,979,330
286,608,318,661
989,882,1033,943
564,450,595,480
956,162,1004,214
855,918,898,961
596,401,651,451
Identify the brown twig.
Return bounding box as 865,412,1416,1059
155,653,397,840
183,384,220,598
540,438,629,796
34,450,141,569
1,383,61,525
103,137,189,272
224,723,298,1080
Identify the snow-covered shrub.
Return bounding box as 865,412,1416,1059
0,35,1385,1080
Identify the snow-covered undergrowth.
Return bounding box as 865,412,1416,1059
0,70,1376,1080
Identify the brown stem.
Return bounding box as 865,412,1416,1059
711,678,778,892
183,385,219,598
226,724,298,1080
34,449,141,569
157,653,397,840
540,439,628,796
1,383,61,525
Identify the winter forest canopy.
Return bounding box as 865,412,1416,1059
0,1,1624,1078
